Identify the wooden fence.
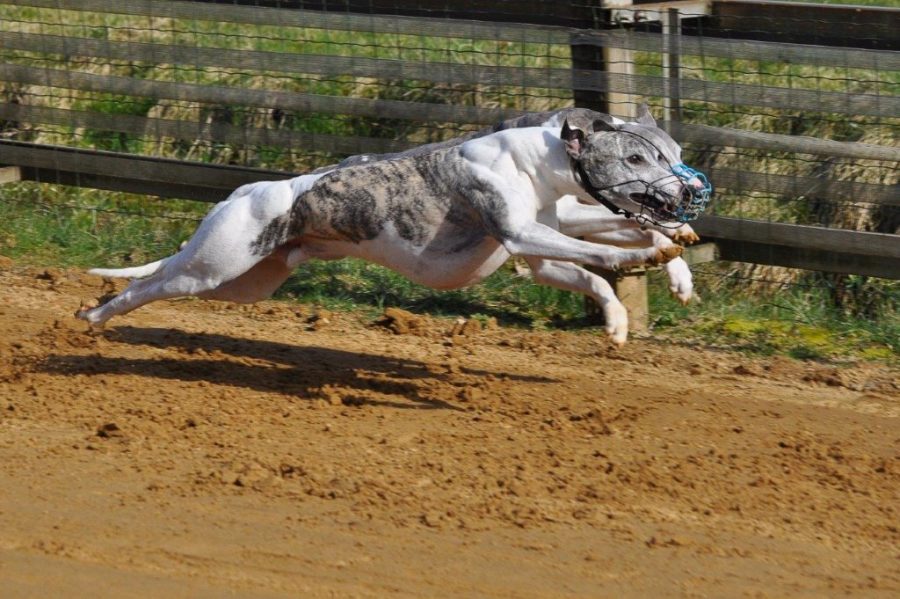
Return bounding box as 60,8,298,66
1,0,898,293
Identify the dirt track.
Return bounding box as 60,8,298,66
0,262,897,597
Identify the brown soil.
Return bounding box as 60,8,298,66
1,263,898,598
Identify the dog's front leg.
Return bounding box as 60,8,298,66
526,258,629,346
502,221,681,271
582,229,693,305
556,197,699,245
556,201,693,304
555,197,641,238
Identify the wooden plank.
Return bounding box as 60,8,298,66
705,167,898,207
19,165,236,203
672,123,900,162
712,239,898,280
2,31,896,117
0,64,520,126
3,64,895,162
2,0,612,37
570,29,900,71
0,102,414,156
3,0,575,45
693,215,900,261
0,140,293,195
708,0,899,51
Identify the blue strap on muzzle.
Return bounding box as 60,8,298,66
670,163,712,223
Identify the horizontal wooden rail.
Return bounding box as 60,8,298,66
4,101,895,207
672,123,899,163
572,30,899,72
704,167,898,207
693,216,900,279
2,141,897,279
3,0,570,45
2,31,896,117
0,103,412,157
2,64,896,165
0,139,292,202
0,64,523,126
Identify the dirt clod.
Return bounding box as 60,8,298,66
373,307,429,335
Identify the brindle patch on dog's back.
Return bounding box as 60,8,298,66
249,147,504,257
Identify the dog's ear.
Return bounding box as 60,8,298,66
591,114,618,132
562,112,617,157
561,118,587,158
635,104,657,127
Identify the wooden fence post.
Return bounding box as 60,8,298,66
0,166,22,184
662,7,682,130
570,1,649,333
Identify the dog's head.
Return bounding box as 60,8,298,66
561,106,711,224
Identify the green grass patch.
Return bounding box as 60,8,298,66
648,268,898,363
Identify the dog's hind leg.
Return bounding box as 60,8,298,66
77,179,313,326
78,244,312,326
77,269,216,327
526,257,629,346
196,245,310,303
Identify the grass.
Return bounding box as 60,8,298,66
647,269,898,362
0,2,897,363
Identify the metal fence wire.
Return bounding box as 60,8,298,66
0,0,898,283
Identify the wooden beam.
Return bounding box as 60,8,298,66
672,123,900,163
708,0,899,51
712,239,898,280
0,140,291,201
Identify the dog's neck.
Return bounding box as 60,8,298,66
500,128,590,208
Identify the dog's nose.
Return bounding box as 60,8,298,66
689,176,705,190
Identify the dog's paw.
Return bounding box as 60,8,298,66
604,302,629,347
74,299,98,320
75,299,107,329
664,257,693,305
651,245,683,266
671,225,700,245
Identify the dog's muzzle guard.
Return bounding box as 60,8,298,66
573,159,712,227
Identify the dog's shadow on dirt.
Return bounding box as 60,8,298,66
42,326,555,411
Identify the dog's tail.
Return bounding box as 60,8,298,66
89,256,170,279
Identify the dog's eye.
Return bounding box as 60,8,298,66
657,153,664,162
627,154,644,165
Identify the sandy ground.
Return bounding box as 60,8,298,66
0,261,897,598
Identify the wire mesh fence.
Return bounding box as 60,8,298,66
0,0,897,304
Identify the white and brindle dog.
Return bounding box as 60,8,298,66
77,107,710,346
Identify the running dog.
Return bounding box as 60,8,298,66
78,107,710,345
